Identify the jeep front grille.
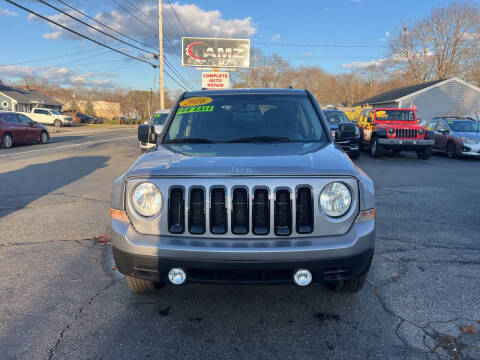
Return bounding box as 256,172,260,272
188,188,206,234
395,129,417,139
167,186,314,237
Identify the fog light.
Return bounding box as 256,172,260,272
293,269,312,286
168,268,186,285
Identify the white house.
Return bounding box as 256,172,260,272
355,77,480,123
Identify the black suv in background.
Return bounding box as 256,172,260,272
323,109,361,159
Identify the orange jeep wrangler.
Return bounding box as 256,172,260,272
358,108,434,159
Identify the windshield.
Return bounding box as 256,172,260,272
324,110,350,125
375,110,415,121
151,113,168,125
447,120,479,132
50,110,61,115
164,94,327,144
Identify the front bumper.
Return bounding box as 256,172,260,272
461,143,480,157
111,219,375,284
377,138,434,149
335,137,361,154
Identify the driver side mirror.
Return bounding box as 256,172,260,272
138,124,157,144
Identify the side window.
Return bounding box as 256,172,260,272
367,111,374,123
2,114,19,123
33,109,41,114
18,114,33,124
429,121,438,131
437,120,446,131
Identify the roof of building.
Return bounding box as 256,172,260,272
355,78,450,106
0,85,62,106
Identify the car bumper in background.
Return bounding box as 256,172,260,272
461,143,480,157
377,138,434,149
110,218,375,284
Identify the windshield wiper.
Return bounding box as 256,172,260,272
228,136,293,143
163,138,215,144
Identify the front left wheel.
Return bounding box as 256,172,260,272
40,131,48,144
54,119,62,127
1,133,13,149
125,275,156,294
327,273,367,293
416,146,432,160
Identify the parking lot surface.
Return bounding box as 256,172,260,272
0,128,479,359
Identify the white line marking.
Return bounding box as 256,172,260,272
0,136,136,158
50,127,137,136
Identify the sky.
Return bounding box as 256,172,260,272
0,0,476,91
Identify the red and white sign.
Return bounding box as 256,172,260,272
202,72,229,89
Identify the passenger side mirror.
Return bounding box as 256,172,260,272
438,127,449,134
335,123,358,141
138,124,157,144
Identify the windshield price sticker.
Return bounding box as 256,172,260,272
376,111,388,118
177,105,214,114
179,97,213,107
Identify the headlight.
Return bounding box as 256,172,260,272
132,182,162,217
388,128,395,134
460,137,479,144
319,182,352,218
418,128,425,135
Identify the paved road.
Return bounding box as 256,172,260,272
0,130,479,360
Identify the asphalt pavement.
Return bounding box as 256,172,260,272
0,128,479,360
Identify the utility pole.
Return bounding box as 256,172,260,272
158,0,165,110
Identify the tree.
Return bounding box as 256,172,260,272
84,101,96,117
389,1,480,83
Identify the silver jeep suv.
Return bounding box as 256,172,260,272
110,89,375,294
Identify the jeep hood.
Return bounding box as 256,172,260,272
125,143,359,178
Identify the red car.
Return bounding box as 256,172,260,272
0,111,50,149
358,108,434,159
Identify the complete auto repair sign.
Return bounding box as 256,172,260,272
202,72,229,89
182,37,250,68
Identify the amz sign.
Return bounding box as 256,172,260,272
182,37,250,68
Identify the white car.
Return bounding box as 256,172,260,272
21,108,73,127
139,110,170,152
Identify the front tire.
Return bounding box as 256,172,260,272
1,133,13,149
416,146,432,160
446,141,456,159
327,273,367,293
40,131,48,144
54,119,62,127
125,275,156,294
349,149,361,159
370,137,384,158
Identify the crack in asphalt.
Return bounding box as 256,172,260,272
0,238,96,247
47,280,116,360
377,236,480,252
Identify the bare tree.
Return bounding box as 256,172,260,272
389,1,480,82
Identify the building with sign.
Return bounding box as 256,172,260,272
355,77,480,123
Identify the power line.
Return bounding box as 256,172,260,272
5,0,157,67
54,0,159,52
110,0,157,35
37,0,157,57
123,0,158,29
166,0,187,34
1,46,103,66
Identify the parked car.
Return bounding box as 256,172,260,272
357,108,434,159
425,117,480,158
323,109,361,159
0,111,49,149
139,109,171,152
112,116,129,124
20,108,72,127
112,89,376,294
